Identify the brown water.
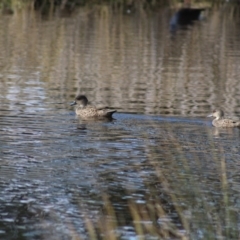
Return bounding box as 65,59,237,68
1,3,240,240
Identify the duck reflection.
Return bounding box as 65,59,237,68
211,127,240,138
75,116,116,131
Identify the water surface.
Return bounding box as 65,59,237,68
1,4,240,239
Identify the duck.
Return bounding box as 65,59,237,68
70,95,116,119
207,109,240,127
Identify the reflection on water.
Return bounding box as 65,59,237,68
0,4,240,116
1,3,240,240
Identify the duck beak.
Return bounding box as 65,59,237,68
70,101,77,106
207,114,213,117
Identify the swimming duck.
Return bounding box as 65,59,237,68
207,109,240,127
70,95,116,119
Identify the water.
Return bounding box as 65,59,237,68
1,3,240,239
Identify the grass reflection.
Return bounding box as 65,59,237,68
71,118,238,239
65,130,239,240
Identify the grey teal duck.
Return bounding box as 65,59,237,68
70,95,116,119
207,109,240,127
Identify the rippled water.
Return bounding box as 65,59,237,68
1,3,240,240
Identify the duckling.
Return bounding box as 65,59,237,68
207,109,240,127
70,95,116,119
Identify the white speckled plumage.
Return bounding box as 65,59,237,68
71,95,116,119
207,109,240,127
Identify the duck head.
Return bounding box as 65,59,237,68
70,95,89,108
207,109,224,120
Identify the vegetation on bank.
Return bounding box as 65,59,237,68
0,0,169,12
0,0,225,14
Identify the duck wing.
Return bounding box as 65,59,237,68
225,115,240,121
216,118,240,127
97,108,116,118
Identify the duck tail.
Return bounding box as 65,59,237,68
106,110,116,118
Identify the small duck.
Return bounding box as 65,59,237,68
207,109,240,127
70,95,116,119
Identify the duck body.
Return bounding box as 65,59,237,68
208,110,240,127
71,95,116,119
75,105,116,119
